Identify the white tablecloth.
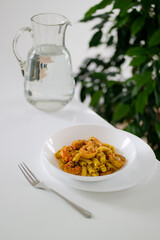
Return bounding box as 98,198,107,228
1,96,160,240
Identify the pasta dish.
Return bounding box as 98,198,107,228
55,137,126,177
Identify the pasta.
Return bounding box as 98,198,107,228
81,165,87,176
55,137,126,177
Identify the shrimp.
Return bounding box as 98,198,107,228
72,140,87,150
63,161,82,175
88,137,102,148
61,146,78,162
79,143,97,159
108,153,126,168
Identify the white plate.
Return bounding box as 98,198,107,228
42,124,137,182
42,128,157,192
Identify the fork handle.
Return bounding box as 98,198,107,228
48,188,93,218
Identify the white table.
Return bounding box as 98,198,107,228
1,95,160,240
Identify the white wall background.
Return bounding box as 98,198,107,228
1,0,99,99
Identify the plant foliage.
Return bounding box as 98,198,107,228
75,0,160,160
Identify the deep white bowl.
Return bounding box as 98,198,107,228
42,124,137,182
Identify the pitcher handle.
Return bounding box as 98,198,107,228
12,26,31,76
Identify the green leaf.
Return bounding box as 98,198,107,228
130,55,147,66
116,15,129,28
126,47,146,56
80,86,86,102
148,29,160,47
129,72,154,96
84,0,112,19
125,122,142,137
86,86,94,94
113,103,130,121
130,71,152,88
131,85,141,97
90,72,106,81
89,30,103,47
131,16,145,35
155,122,160,139
106,80,116,87
107,36,114,46
90,90,102,106
154,89,160,106
145,80,156,95
92,20,106,30
81,12,110,23
113,0,132,15
84,6,99,19
147,47,160,56
128,71,151,82
135,91,148,114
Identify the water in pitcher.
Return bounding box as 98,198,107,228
24,44,75,111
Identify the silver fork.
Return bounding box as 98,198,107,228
18,162,92,218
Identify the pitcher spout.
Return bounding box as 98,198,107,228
30,13,72,47
65,20,72,27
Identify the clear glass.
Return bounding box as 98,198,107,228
13,13,75,111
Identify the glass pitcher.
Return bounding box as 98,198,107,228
13,13,75,111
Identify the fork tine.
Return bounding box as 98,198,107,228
19,163,35,183
18,164,33,185
22,162,39,182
